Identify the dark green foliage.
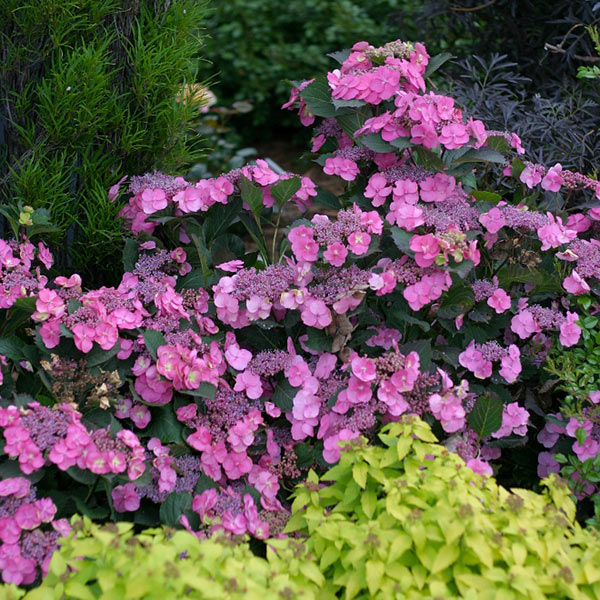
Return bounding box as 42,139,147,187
1,0,207,284
200,0,416,140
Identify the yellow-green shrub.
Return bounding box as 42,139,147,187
4,518,322,600
3,417,600,600
286,416,600,600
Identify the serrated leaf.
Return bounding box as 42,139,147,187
299,75,338,118
336,112,367,139
327,48,351,64
359,133,395,153
180,381,216,400
239,176,264,217
332,97,365,109
86,341,121,367
145,405,183,444
468,396,503,437
471,190,502,204
142,330,167,360
304,328,333,352
270,176,301,206
122,238,138,272
437,284,475,319
159,492,192,527
203,197,242,243
497,265,562,294
177,269,205,290
390,226,414,254
0,336,27,361
271,380,297,412
451,147,505,165
414,147,445,170
314,188,342,209
424,52,454,77
400,339,431,370
389,137,413,151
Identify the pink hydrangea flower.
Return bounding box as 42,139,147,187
323,157,360,181
479,207,505,234
409,234,440,267
323,242,348,267
466,458,493,476
233,370,263,400
347,232,371,255
112,483,140,512
492,402,529,438
487,288,511,313
322,429,359,463
563,270,590,295
541,163,563,192
559,311,582,347
301,298,332,328
510,310,538,339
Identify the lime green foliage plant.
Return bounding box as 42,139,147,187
0,0,207,284
286,416,600,600
3,517,322,600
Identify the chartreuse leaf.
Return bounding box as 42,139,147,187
366,560,385,595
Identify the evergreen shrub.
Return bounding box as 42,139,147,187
0,0,207,284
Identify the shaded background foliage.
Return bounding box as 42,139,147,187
0,0,207,285
202,0,600,173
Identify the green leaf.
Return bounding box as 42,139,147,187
400,339,431,370
159,491,192,527
271,380,298,412
359,133,395,153
239,176,264,217
177,269,205,290
414,147,445,170
122,238,138,272
424,52,454,77
390,226,414,254
145,405,183,444
142,330,167,360
299,75,338,118
451,147,505,165
327,49,351,64
179,381,217,400
332,98,365,109
203,197,243,243
471,190,502,204
86,341,121,367
304,328,333,352
270,176,301,206
437,284,475,319
468,396,503,437
294,443,314,469
239,213,268,259
497,265,562,294
0,336,27,361
314,188,342,209
389,137,414,151
336,112,367,139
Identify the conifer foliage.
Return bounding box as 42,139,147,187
0,0,207,284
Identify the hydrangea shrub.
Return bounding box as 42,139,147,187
1,38,600,585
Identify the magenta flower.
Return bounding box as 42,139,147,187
487,288,511,313
541,163,563,192
563,270,590,295
559,311,582,347
300,298,332,328
323,242,348,267
112,483,140,513
233,369,263,399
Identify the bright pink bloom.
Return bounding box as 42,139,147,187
479,207,505,234
323,242,348,266
364,173,392,207
563,270,590,295
347,231,371,255
510,310,538,339
140,188,167,214
323,157,360,181
409,234,440,267
466,458,493,476
541,163,563,192
559,311,582,347
112,483,140,512
300,298,332,328
487,288,511,313
492,402,529,438
351,356,376,382
499,344,521,384
234,370,263,399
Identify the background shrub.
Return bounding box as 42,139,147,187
0,0,207,285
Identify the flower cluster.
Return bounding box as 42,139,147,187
0,477,69,585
